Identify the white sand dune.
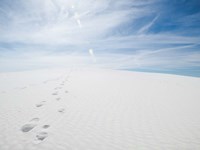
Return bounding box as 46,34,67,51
0,68,200,150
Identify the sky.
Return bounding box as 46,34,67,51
0,0,200,76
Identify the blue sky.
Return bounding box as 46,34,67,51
0,0,200,76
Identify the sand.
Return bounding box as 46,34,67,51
0,68,200,150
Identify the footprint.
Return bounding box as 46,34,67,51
58,108,65,113
42,125,50,129
21,118,40,132
34,132,48,144
52,92,58,95
56,97,61,101
36,101,46,107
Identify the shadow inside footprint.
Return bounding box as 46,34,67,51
52,92,58,95
36,104,43,107
43,125,50,129
21,118,39,132
21,124,36,132
35,132,48,142
36,101,45,107
31,118,40,122
56,97,61,101
58,108,65,113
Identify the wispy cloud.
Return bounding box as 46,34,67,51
137,15,159,34
0,0,200,76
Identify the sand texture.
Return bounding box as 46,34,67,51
0,68,200,150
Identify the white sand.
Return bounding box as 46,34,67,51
0,68,200,150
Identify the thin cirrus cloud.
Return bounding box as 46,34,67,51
0,0,200,76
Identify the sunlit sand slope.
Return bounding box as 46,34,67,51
0,68,200,150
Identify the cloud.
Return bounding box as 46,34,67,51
137,15,159,34
0,0,200,76
0,0,139,45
